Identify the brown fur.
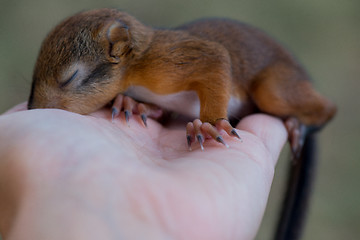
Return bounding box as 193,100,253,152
28,8,336,127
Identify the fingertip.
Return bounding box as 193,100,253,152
237,114,288,165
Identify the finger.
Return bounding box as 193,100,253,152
237,114,288,165
2,102,28,115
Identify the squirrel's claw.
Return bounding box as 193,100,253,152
138,103,149,127
186,118,239,151
140,114,147,127
215,136,229,148
124,110,131,126
186,122,195,151
111,107,119,122
215,119,242,142
111,94,163,127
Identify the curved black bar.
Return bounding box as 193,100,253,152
274,134,317,240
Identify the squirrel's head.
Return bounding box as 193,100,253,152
28,9,153,114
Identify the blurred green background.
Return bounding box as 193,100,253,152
0,0,359,239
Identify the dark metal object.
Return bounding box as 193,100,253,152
274,134,317,240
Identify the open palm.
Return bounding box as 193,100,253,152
0,103,287,240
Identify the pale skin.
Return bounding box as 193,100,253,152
0,103,287,240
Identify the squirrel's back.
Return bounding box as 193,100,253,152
177,19,307,86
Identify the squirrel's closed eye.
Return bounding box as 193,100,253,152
60,69,79,88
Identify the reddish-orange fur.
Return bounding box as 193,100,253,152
28,8,336,128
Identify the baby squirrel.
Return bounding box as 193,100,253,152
28,9,336,239
28,8,336,152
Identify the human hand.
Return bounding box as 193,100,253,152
0,103,287,240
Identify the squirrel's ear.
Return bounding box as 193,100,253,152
106,21,131,63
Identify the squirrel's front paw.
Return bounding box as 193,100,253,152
186,118,241,151
111,94,162,127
